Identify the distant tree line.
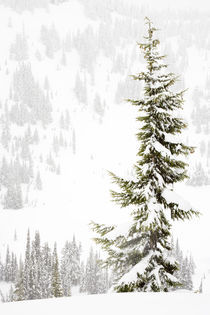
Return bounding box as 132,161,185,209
0,230,111,302
168,238,196,291
0,232,195,302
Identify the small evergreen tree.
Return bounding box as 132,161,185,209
60,241,72,297
60,236,81,296
82,248,107,295
181,257,193,290
92,18,199,292
23,229,33,300
14,229,17,241
84,247,97,294
41,242,52,299
189,254,196,275
7,285,15,302
14,258,24,301
35,171,42,190
4,183,23,209
4,246,11,282
51,243,63,298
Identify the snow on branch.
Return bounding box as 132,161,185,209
162,189,194,212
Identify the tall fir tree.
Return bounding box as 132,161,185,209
30,231,42,299
181,257,193,290
41,242,52,299
84,247,97,294
92,18,199,292
23,229,31,300
14,258,24,301
4,246,11,282
82,248,108,295
60,241,72,297
51,243,63,298
60,236,81,296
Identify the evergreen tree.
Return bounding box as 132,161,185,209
51,243,63,298
199,279,203,293
4,183,23,209
84,247,97,294
14,258,24,301
189,254,196,275
7,285,15,302
35,171,42,190
82,248,107,295
170,239,194,290
93,252,107,294
23,229,31,299
10,252,18,282
60,236,81,296
0,256,4,281
14,229,17,241
93,93,104,119
92,18,199,292
32,231,42,299
181,257,193,290
60,241,72,296
79,261,86,293
4,246,11,282
41,243,52,299
10,32,28,61
70,236,81,286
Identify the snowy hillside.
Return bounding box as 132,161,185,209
1,292,210,315
0,0,210,310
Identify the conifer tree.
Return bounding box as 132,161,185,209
29,240,37,299
182,257,193,290
8,285,15,302
41,242,52,299
84,247,97,294
0,256,3,281
60,236,81,296
30,231,42,299
36,171,42,190
14,258,24,301
23,229,31,299
70,236,81,286
79,261,86,293
4,246,11,282
51,243,63,298
92,18,199,292
60,241,72,297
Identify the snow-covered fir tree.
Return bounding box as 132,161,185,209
182,257,193,290
92,18,199,292
168,237,194,290
60,236,81,296
51,243,63,298
31,231,42,299
23,229,31,300
35,171,42,190
14,258,24,301
40,242,52,299
83,247,97,294
80,248,108,295
4,246,11,282
1,230,112,302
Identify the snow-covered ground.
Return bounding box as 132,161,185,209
1,292,209,315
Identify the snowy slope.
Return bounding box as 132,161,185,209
1,292,210,315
